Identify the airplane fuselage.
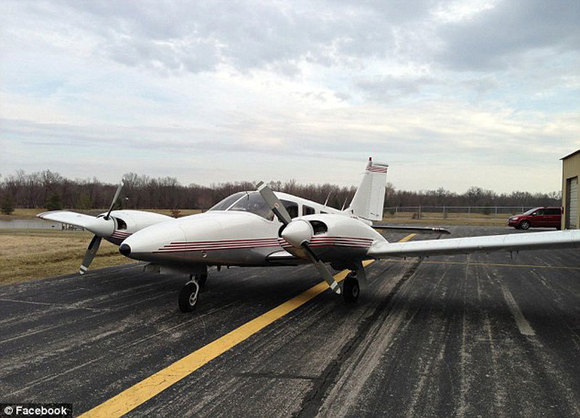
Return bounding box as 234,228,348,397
120,192,386,270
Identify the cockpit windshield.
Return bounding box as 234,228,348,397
208,191,274,221
208,192,246,211
229,192,274,220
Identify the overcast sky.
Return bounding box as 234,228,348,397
1,0,579,193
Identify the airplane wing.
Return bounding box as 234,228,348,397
266,250,303,264
372,225,450,234
37,211,97,229
367,230,580,258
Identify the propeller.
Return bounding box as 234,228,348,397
79,235,102,275
104,183,123,220
256,182,341,294
79,183,123,275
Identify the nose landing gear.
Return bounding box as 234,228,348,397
178,272,208,312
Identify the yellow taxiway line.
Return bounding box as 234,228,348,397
80,233,416,417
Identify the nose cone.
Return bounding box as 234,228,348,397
119,243,131,256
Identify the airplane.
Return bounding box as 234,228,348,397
37,183,172,274
118,158,580,313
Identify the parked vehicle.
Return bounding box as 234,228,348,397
507,207,562,230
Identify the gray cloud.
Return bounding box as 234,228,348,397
437,0,580,71
9,0,580,79
356,75,436,102
37,0,437,74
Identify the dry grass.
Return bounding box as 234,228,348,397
0,208,46,220
382,211,508,226
0,230,135,285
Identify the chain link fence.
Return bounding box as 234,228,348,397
383,206,532,224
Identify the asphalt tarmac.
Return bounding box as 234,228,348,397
1,226,579,417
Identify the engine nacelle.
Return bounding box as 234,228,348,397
280,214,385,262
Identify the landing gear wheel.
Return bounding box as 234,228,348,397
179,281,200,312
520,220,530,230
342,273,360,303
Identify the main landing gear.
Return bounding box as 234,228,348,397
342,272,360,303
178,272,208,312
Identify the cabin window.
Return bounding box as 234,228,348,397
303,205,315,215
281,200,299,219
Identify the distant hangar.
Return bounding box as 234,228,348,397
562,150,580,229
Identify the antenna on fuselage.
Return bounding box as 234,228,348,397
324,192,332,207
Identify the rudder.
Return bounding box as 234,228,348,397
346,157,388,221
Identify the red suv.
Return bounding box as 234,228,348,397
508,207,562,230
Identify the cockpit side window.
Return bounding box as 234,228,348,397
281,199,299,219
209,192,246,211
303,205,315,215
229,192,274,220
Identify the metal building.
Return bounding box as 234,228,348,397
562,150,580,229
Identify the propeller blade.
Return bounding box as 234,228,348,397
105,183,123,220
80,235,102,275
256,181,292,225
302,245,341,294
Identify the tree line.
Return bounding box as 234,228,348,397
0,169,561,215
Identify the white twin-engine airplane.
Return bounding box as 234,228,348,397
108,158,580,313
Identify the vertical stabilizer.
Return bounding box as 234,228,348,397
346,157,388,221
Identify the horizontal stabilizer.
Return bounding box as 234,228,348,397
37,211,96,229
368,230,580,258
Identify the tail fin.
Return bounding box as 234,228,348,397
346,157,388,221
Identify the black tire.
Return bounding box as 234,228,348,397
178,282,199,312
519,220,530,230
342,275,360,303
